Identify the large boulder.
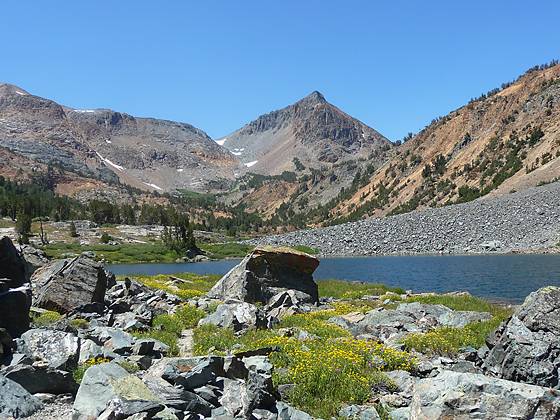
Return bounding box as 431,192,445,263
0,374,42,418
17,244,49,274
0,236,32,337
19,328,80,370
72,362,161,420
198,300,267,332
2,363,78,395
483,286,560,388
410,370,560,419
32,253,112,313
207,247,319,304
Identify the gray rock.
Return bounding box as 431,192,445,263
2,363,78,395
32,254,112,313
264,290,309,319
0,374,43,418
276,401,313,420
17,244,49,274
219,378,250,417
175,357,224,391
483,286,560,388
199,300,266,332
19,328,80,370
339,404,381,419
72,362,160,420
91,327,135,354
396,302,492,328
207,247,319,304
410,370,560,419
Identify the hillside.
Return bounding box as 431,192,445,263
328,62,560,222
252,180,560,255
0,83,240,194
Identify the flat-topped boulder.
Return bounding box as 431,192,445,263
207,246,319,304
483,286,560,388
32,253,112,313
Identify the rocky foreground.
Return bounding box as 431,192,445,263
252,182,560,255
1,240,560,419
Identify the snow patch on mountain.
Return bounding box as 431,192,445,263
142,182,163,191
95,152,125,172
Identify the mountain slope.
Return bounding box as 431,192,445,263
218,91,391,175
328,62,560,222
0,84,240,193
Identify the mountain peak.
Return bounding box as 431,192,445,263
0,83,30,97
299,90,326,105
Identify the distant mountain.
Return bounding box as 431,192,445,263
218,91,391,175
0,83,240,193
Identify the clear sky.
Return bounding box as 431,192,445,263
2,1,559,141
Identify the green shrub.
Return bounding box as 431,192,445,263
34,311,62,327
70,318,89,329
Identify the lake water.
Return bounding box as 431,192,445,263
107,254,560,303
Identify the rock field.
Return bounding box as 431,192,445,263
252,182,560,256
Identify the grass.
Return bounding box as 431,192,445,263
404,293,503,314
199,242,254,259
192,303,416,418
42,242,181,263
128,272,220,300
402,316,506,356
132,304,206,355
289,245,319,255
317,279,405,299
401,294,513,356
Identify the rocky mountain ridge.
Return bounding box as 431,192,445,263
0,83,241,194
218,91,391,175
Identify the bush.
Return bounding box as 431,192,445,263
100,232,112,244
70,318,89,329
34,311,62,327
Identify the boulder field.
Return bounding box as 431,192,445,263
0,239,559,419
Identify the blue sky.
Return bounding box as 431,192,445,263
2,1,559,141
